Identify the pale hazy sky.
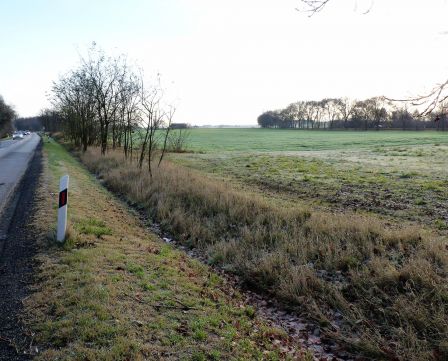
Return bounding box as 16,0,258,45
1,0,447,125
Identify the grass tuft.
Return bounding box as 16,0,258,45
76,218,112,238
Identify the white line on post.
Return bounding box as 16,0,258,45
57,175,69,242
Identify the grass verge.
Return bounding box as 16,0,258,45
24,136,308,360
79,146,448,361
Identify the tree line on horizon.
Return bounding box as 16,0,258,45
258,97,447,130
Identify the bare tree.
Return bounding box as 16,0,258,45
310,100,325,128
353,96,387,130
322,98,340,129
50,44,180,166
390,106,414,130
434,101,448,131
370,96,388,130
293,101,308,128
51,68,96,151
298,0,448,116
336,97,356,129
158,106,175,167
82,46,128,155
138,83,159,172
118,71,140,161
280,104,297,128
353,99,371,130
39,109,63,133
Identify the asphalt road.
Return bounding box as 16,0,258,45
0,135,42,360
0,139,15,149
0,134,41,219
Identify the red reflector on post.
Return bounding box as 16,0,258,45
59,189,68,208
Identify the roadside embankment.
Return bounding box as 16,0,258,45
79,146,448,361
25,137,307,360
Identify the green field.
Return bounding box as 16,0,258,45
82,129,448,360
185,128,448,152
172,129,448,230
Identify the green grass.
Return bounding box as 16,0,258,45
80,146,448,361
183,128,448,153
45,136,82,172
76,218,113,237
41,130,448,360
169,130,448,229
26,135,309,360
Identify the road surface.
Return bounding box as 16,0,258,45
0,134,41,219
0,134,42,360
0,139,15,149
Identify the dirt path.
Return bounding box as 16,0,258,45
0,143,42,360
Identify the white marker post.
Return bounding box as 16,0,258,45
57,175,69,242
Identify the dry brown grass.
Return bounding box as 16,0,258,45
25,138,311,360
80,147,448,361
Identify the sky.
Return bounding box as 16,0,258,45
0,0,447,125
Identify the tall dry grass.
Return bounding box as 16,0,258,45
80,148,448,360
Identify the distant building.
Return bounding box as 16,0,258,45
170,123,190,129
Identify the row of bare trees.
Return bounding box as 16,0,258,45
258,97,447,130
49,45,177,175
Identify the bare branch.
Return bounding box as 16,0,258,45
385,79,448,117
298,0,375,16
297,0,331,16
